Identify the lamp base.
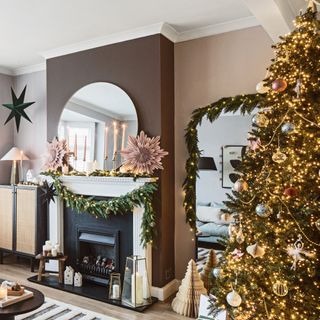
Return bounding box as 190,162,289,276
10,160,19,185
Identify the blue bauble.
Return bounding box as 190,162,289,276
255,204,272,218
281,122,295,134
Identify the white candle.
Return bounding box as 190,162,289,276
93,160,99,171
62,165,69,175
55,243,60,253
83,136,87,162
0,287,7,300
74,134,78,160
86,161,94,174
112,284,120,299
113,122,118,156
143,275,150,299
131,272,143,305
51,248,57,257
105,127,109,159
66,127,70,153
121,123,126,151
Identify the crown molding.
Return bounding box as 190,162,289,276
12,62,46,76
41,22,166,60
0,17,259,76
0,66,14,76
177,16,260,42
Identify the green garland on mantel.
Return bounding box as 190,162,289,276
42,170,158,248
183,93,265,231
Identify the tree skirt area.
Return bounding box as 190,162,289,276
15,297,118,320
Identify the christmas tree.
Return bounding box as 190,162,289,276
211,5,320,320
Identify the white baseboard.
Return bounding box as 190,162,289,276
151,279,181,301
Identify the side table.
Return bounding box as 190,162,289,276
0,282,44,320
36,254,68,284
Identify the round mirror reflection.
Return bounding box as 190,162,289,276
58,82,138,172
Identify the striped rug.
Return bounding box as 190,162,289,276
16,298,118,320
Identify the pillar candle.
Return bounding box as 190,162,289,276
121,123,126,151
55,243,60,253
62,165,69,175
112,284,120,299
83,136,87,162
131,272,143,305
0,287,7,300
51,248,57,257
105,127,109,159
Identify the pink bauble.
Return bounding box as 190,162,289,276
272,79,287,92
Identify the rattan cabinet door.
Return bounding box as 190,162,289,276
16,188,37,255
0,187,13,250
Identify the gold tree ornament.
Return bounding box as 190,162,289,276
172,259,207,318
273,280,289,297
246,243,265,258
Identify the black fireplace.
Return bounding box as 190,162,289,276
64,201,133,286
76,226,119,285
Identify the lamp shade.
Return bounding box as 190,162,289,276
1,147,30,161
198,157,217,171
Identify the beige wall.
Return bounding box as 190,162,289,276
174,26,274,279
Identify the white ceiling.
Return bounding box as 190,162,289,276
0,0,255,71
0,0,310,74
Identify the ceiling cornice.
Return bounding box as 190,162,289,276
1,17,260,76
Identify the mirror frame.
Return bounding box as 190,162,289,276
183,93,263,232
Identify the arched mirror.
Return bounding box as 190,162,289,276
58,82,138,171
195,111,253,255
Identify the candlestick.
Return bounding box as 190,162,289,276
67,127,70,154
105,127,109,160
74,134,78,160
113,122,118,156
131,272,143,305
51,247,57,257
83,136,87,162
121,123,126,151
20,151,23,182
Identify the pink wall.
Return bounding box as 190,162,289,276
174,26,274,279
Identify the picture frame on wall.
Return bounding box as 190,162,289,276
221,145,246,189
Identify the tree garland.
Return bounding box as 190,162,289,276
43,171,158,248
183,93,265,231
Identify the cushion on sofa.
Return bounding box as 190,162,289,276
198,222,229,237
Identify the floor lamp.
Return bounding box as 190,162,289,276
0,147,30,185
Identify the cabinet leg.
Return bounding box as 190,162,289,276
30,258,35,272
0,250,3,264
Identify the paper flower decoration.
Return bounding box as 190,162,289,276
121,131,168,175
43,138,67,171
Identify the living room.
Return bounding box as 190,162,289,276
0,1,319,320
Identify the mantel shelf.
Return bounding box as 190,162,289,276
40,175,154,197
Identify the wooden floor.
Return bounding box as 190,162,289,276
0,256,188,320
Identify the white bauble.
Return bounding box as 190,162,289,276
226,290,242,307
256,81,270,94
212,267,223,278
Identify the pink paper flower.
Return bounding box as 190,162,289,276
43,138,67,171
121,131,168,175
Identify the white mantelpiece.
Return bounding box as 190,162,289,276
43,175,173,298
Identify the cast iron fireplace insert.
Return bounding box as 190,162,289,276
76,226,119,286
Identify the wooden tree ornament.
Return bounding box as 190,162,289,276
200,249,218,291
172,259,207,318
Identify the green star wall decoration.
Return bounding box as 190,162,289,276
2,85,35,132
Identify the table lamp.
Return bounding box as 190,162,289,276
0,147,30,185
198,157,217,171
